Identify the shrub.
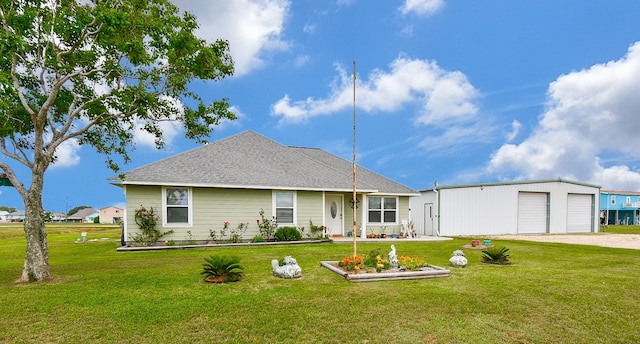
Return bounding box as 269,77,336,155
274,226,302,241
201,255,244,283
481,246,511,265
256,209,277,240
129,206,174,246
309,219,325,238
251,235,266,243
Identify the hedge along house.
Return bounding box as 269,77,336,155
409,179,601,237
112,131,418,245
600,190,640,225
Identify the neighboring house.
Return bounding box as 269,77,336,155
112,130,418,245
6,210,25,222
0,210,8,222
99,206,124,224
67,208,98,223
600,190,640,225
410,179,600,236
50,212,68,222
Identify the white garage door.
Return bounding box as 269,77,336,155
567,193,594,233
517,192,549,234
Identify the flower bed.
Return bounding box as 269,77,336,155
320,261,450,282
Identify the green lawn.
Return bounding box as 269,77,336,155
1,224,639,343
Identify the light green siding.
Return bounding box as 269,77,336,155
296,191,323,232
124,185,412,243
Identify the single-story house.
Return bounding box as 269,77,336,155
0,210,8,222
6,210,25,222
410,179,600,236
67,208,99,223
99,206,124,224
600,190,640,225
49,212,67,222
112,130,419,245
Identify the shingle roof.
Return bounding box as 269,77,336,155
113,130,417,195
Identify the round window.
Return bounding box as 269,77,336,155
330,201,337,218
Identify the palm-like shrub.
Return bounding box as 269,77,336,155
201,255,244,283
481,246,511,265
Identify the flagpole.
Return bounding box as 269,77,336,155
352,60,357,258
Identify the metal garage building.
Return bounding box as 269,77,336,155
409,179,600,236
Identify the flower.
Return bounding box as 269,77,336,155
338,255,364,271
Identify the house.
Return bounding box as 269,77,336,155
600,190,640,225
67,208,99,223
6,210,25,222
49,212,67,222
99,206,124,224
0,210,8,222
112,130,418,245
410,179,600,236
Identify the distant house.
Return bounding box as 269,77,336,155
0,210,8,222
600,190,640,225
67,208,99,223
99,206,124,224
50,212,67,222
6,210,25,222
410,179,601,236
111,130,418,245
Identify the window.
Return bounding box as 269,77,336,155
368,196,397,224
274,191,296,225
163,187,191,225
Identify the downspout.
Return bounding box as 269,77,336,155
435,188,440,236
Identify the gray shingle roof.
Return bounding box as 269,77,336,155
114,130,417,195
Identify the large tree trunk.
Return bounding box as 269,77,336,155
18,185,50,282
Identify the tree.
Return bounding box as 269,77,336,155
0,0,235,282
67,205,91,216
0,205,17,213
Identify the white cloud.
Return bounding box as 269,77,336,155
272,55,479,124
51,138,81,168
133,120,182,149
506,120,521,142
172,0,290,77
489,42,640,190
294,55,311,68
399,0,445,16
420,122,494,156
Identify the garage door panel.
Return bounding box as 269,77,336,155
518,192,548,234
567,194,593,233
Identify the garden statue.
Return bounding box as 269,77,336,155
272,256,302,279
449,250,468,268
388,244,399,268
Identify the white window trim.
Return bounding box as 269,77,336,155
272,191,297,226
366,196,399,224
162,186,193,227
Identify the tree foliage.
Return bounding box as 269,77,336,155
67,205,91,216
0,0,235,282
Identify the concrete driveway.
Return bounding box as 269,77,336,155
488,233,640,250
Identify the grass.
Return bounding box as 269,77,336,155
1,223,639,343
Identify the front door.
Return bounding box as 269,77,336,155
325,195,343,236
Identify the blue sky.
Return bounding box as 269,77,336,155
3,0,640,213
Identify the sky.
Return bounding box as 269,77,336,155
3,0,640,213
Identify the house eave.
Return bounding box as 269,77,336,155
113,180,381,193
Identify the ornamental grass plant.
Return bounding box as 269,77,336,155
0,223,639,343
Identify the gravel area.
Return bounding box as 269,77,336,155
488,233,640,250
